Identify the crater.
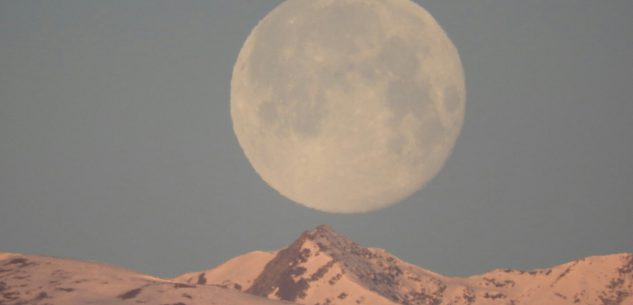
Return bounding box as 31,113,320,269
386,78,431,122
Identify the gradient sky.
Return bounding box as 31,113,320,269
1,0,632,278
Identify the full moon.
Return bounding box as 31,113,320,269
231,0,465,213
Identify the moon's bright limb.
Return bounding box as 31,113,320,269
231,0,465,213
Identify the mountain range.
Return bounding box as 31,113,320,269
1,225,632,305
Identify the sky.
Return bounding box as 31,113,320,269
1,0,632,278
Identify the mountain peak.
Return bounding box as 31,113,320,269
245,225,362,301
244,225,446,304
299,224,345,241
310,224,337,235
295,224,356,251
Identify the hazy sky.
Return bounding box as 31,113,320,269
1,0,632,278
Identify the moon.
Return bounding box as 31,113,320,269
231,0,465,213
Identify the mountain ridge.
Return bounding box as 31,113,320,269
2,225,632,305
175,225,633,305
0,252,290,305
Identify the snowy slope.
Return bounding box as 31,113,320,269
0,252,293,305
176,225,633,305
177,250,278,290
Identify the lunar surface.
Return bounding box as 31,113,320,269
231,0,465,213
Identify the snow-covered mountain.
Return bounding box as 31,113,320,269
2,225,632,305
175,225,633,305
0,252,290,305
